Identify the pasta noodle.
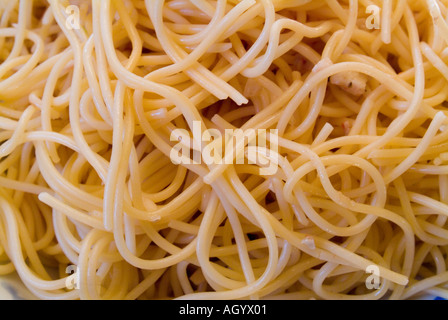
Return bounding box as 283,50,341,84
0,0,448,300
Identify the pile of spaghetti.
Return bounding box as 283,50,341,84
1,0,448,300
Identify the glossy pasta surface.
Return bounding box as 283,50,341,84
0,0,448,300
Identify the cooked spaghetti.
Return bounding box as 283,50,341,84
0,0,448,300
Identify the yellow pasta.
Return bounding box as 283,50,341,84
0,0,448,300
